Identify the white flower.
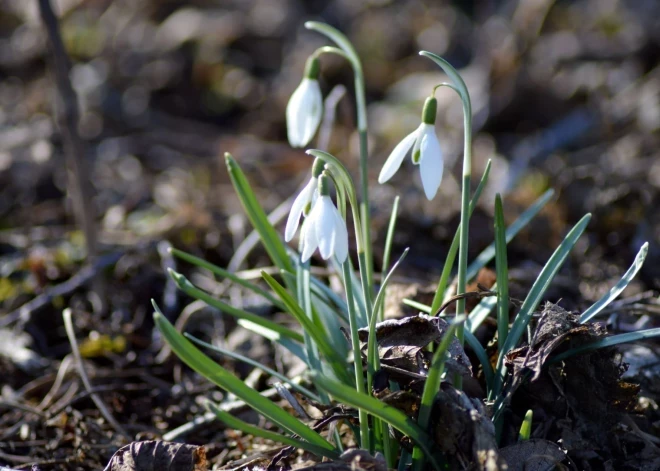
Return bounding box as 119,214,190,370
300,195,348,263
378,97,443,200
285,176,318,242
286,57,323,148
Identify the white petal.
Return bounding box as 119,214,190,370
285,178,316,242
331,207,349,263
419,128,443,200
378,128,418,184
316,197,337,260
301,204,320,262
286,79,322,148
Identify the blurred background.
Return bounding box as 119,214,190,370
1,0,659,467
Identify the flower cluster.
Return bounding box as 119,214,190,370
285,159,348,263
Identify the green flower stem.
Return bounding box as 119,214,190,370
342,260,370,451
306,22,374,310
420,53,473,360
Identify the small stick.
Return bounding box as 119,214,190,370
37,0,98,265
62,308,130,440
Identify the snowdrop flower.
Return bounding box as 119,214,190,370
286,56,323,147
378,96,443,200
300,174,348,263
285,158,325,242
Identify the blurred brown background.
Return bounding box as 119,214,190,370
1,0,660,467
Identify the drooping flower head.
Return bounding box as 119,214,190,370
286,56,323,148
300,173,348,263
285,157,325,242
378,96,444,200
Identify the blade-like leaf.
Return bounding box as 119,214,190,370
550,327,660,364
238,319,308,363
152,301,335,451
312,372,444,471
492,213,591,398
467,189,554,282
206,401,340,460
169,247,285,310
262,271,349,380
168,269,303,343
186,334,321,402
225,153,293,273
464,329,494,393
368,248,409,386
466,293,497,333
494,194,510,352
579,242,649,324
412,316,464,471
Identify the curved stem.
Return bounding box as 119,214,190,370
419,52,473,365
306,22,374,311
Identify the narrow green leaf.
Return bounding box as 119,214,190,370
550,327,660,364
225,153,293,273
152,301,335,451
237,319,308,363
261,271,349,380
412,316,464,470
186,334,321,402
169,247,285,310
494,194,510,352
466,293,497,333
464,329,494,393
502,214,591,355
205,401,340,460
368,248,409,388
492,213,591,398
467,189,554,281
312,373,444,471
403,298,432,313
579,242,649,324
168,269,303,343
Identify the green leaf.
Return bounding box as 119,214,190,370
312,372,445,471
466,293,497,333
261,271,350,380
152,301,335,452
550,327,660,364
412,316,464,470
464,329,494,393
186,333,321,402
168,268,303,343
169,247,285,310
492,213,591,398
579,242,649,324
367,248,409,387
237,319,308,363
494,194,510,353
225,153,293,273
466,189,555,281
206,401,340,460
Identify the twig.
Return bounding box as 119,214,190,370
37,0,98,263
62,308,131,440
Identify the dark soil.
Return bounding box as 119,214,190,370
0,0,659,469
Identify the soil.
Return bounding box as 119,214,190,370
0,0,659,470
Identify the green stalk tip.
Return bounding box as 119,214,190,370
305,56,321,79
